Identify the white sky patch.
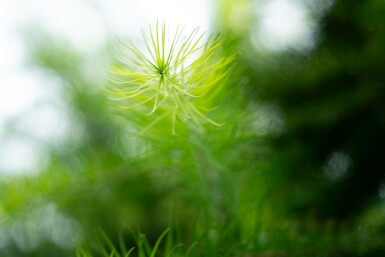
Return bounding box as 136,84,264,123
0,1,26,72
0,138,45,175
98,0,142,36
0,34,24,73
22,0,107,52
100,0,212,38
17,103,73,145
252,0,316,52
0,70,61,129
0,70,63,175
139,0,212,32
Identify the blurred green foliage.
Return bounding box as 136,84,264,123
1,1,385,257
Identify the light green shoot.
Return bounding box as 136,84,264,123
109,21,233,134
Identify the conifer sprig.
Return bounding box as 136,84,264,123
109,22,233,134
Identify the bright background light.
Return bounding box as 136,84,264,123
252,0,317,52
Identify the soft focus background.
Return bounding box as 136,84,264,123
1,0,385,256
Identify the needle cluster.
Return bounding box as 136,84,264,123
109,22,233,134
